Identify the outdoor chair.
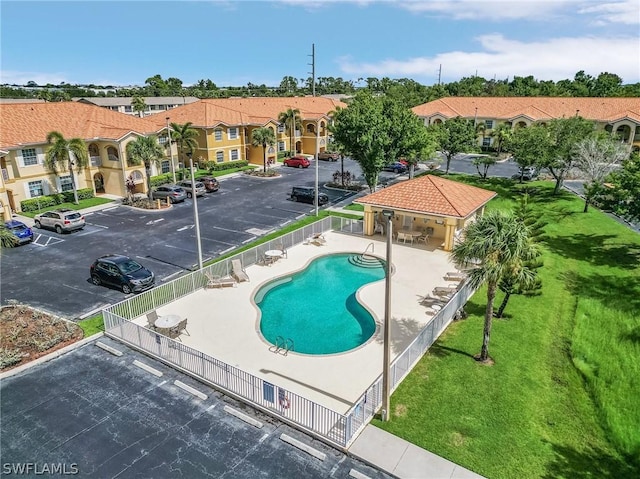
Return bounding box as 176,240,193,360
444,271,467,282
146,310,158,330
274,242,288,258
205,272,236,288
170,318,190,341
308,233,326,246
374,222,385,235
231,259,250,282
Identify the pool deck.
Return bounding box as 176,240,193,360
133,231,460,414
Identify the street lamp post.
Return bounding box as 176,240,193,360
186,152,203,270
314,119,320,216
166,117,176,184
381,209,394,421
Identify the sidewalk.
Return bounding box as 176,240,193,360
349,425,485,479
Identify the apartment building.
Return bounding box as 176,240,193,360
74,96,200,116
412,97,640,152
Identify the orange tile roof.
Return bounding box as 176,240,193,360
355,175,497,218
147,96,347,128
0,101,160,150
412,97,640,124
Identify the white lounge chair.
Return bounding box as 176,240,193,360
308,233,326,246
205,272,236,288
231,259,249,282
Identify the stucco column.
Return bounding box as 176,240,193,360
363,208,375,236
443,219,457,251
1,199,11,221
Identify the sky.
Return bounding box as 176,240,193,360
1,0,639,88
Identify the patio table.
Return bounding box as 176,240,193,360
265,250,284,262
154,314,181,329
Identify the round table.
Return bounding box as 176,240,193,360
154,314,181,329
265,250,284,259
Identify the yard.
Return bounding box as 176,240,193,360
373,178,640,478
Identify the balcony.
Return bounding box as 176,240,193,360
90,156,102,167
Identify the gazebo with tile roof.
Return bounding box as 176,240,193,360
355,175,497,251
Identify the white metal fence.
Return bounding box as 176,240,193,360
102,217,474,448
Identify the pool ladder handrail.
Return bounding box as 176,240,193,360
270,336,294,356
362,242,375,258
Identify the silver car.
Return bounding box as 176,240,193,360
34,208,85,234
176,180,206,198
151,184,187,203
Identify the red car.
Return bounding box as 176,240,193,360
283,156,310,168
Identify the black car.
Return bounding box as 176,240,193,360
90,254,155,294
289,186,329,205
382,162,408,174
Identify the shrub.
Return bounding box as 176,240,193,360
150,173,173,187
209,160,248,172
19,188,94,212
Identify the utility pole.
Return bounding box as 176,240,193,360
308,43,315,96
437,64,442,85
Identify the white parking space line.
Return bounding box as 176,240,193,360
86,222,109,229
177,225,195,231
101,206,119,212
145,218,165,225
32,234,64,247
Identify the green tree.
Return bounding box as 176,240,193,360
507,124,551,182
599,152,640,221
251,127,276,173
472,156,497,179
490,123,513,158
429,116,477,174
572,136,630,212
451,210,539,362
543,117,595,194
126,136,164,200
277,108,302,155
0,225,18,248
131,96,147,117
44,131,89,205
170,122,199,167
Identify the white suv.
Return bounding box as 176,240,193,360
34,208,85,234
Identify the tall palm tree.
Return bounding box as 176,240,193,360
451,210,539,363
277,108,302,155
490,123,512,157
475,121,487,150
170,122,199,168
251,127,276,172
131,96,147,118
44,131,89,205
126,136,164,200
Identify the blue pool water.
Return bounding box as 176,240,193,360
256,253,386,355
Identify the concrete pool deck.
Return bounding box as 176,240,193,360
133,231,460,414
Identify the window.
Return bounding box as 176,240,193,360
59,175,73,192
124,105,132,112
22,148,38,166
28,180,43,197
485,120,494,129
107,146,119,161
216,151,224,163
214,129,222,141
482,137,491,148
228,127,238,140
161,160,170,173
158,135,168,145
277,124,285,133
278,141,285,151
230,149,239,161
307,124,315,133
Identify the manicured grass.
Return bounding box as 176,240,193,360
373,178,640,479
20,197,114,218
343,203,364,212
78,314,104,337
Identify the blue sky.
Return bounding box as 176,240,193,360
2,0,639,87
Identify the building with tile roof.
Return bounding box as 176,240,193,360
74,96,200,116
355,175,497,251
412,97,640,153
0,101,165,219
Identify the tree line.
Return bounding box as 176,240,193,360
2,71,639,108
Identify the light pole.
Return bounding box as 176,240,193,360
186,152,203,270
166,116,176,184
314,119,320,216
381,209,394,421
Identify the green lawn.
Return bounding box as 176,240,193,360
78,314,104,337
20,197,114,218
373,178,640,479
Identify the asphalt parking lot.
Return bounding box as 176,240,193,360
0,337,392,479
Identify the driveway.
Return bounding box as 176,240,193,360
0,337,391,479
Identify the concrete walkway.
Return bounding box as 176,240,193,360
349,425,485,479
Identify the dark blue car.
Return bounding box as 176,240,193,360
4,220,33,245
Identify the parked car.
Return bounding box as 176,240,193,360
317,151,339,161
34,208,85,234
152,184,187,203
90,254,155,294
4,220,33,245
283,156,311,168
382,162,408,174
512,166,538,181
176,180,206,198
289,186,329,205
197,176,220,192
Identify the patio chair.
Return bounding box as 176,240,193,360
205,272,236,288
444,271,467,282
231,259,250,282
308,233,326,246
374,222,385,235
274,242,287,258
146,310,158,329
170,318,190,341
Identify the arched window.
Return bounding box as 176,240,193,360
106,146,119,161
88,143,99,157
130,170,144,184
307,124,316,134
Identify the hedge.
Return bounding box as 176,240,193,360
20,188,95,212
202,160,249,172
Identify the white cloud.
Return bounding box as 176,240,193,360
398,0,639,24
0,71,68,86
338,34,640,83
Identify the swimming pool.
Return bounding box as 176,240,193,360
256,253,386,355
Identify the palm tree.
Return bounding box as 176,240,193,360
170,122,199,169
126,136,164,200
451,210,539,363
277,108,302,155
251,127,276,173
490,123,512,157
44,131,89,205
0,225,18,248
131,96,147,118
475,121,487,150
